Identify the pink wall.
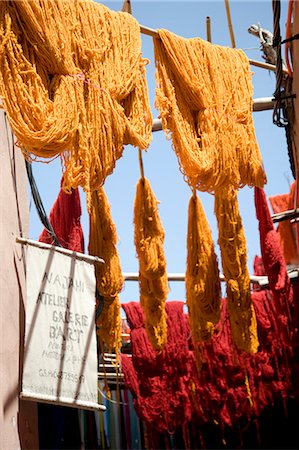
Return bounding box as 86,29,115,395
0,111,38,449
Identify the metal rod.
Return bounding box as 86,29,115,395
98,372,124,379
152,97,275,132
16,237,104,265
139,24,288,75
271,208,299,223
123,272,269,286
252,97,275,112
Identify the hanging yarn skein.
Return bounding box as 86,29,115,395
88,188,123,353
154,29,266,192
0,0,152,210
134,177,168,351
215,187,259,353
186,193,221,344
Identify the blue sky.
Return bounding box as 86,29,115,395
29,1,292,303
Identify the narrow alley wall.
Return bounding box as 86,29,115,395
0,110,38,449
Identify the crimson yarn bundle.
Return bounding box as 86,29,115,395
121,189,295,438
121,301,192,434
39,180,84,252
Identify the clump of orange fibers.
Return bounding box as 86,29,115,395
186,193,221,343
134,178,168,351
89,188,123,352
0,0,152,210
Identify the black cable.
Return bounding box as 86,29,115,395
25,160,106,318
25,160,61,247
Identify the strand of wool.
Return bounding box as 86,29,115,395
186,194,221,344
154,29,266,193
134,177,168,351
214,187,259,353
0,0,152,210
96,295,122,354
88,187,123,351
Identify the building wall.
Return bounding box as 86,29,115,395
0,110,38,449
292,0,299,171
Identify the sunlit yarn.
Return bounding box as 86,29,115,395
89,188,123,352
154,29,266,193
0,0,152,210
186,194,221,343
134,177,168,351
215,187,259,353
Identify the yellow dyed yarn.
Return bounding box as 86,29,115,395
186,194,221,343
96,296,122,354
214,187,259,354
154,29,266,193
0,0,152,210
134,178,168,351
89,188,123,352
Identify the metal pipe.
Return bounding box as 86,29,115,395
152,97,274,132
16,237,104,265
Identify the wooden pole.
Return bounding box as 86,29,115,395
224,0,236,48
206,16,212,43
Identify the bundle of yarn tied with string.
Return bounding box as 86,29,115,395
154,30,266,353
88,188,123,353
134,177,168,351
0,0,152,210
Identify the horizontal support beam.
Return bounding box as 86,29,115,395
16,237,104,265
152,97,275,132
123,272,268,286
123,270,299,287
271,208,299,223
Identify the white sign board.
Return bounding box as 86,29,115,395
21,244,104,411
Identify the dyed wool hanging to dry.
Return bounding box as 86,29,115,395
0,0,152,210
121,295,294,442
154,29,265,354
154,29,266,193
121,301,192,436
254,187,293,335
214,187,259,353
186,194,221,344
39,181,84,252
39,182,84,253
268,182,299,265
188,291,294,431
88,188,123,352
134,177,168,351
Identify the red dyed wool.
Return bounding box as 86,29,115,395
121,301,192,434
121,189,295,438
39,181,84,252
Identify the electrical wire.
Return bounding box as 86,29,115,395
25,159,61,247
